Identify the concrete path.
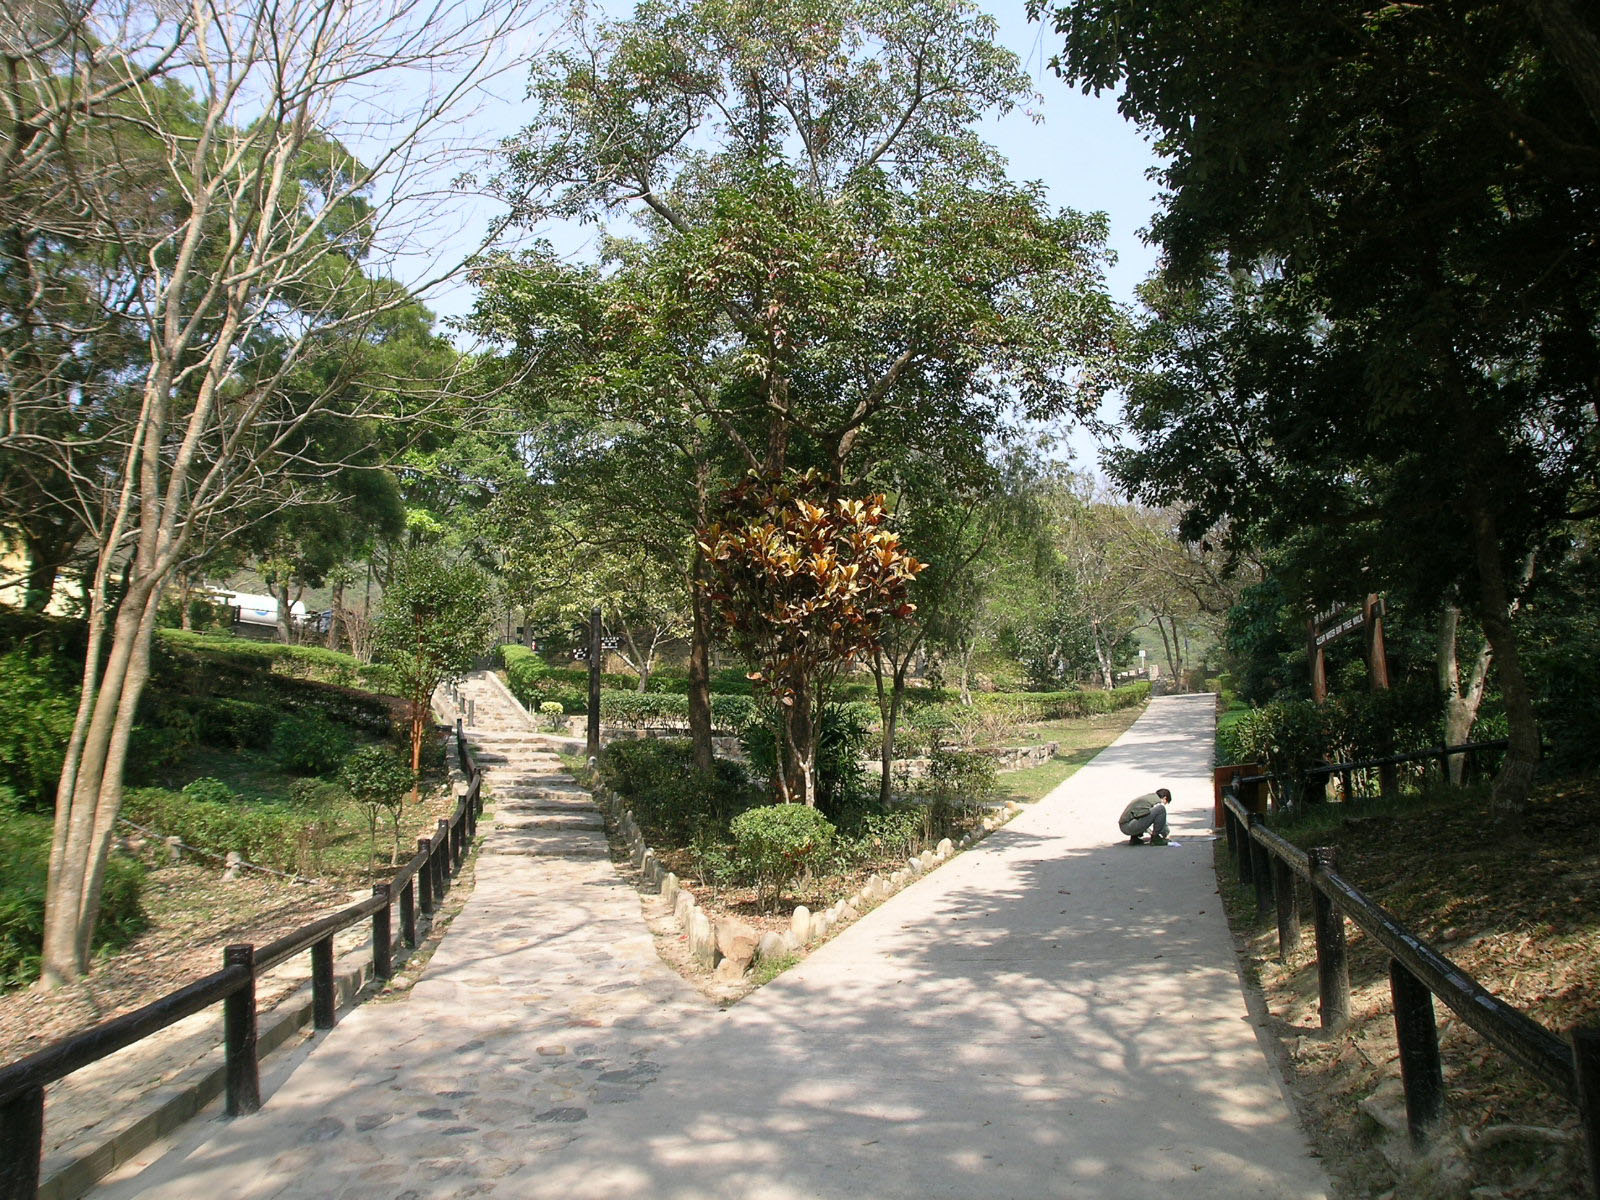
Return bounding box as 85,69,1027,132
94,694,1328,1200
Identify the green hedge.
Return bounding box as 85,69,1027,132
969,681,1151,721
157,630,398,694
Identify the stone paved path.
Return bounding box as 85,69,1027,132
95,693,1329,1200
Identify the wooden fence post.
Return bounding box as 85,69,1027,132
1571,1028,1600,1199
1248,815,1272,918
372,884,392,980
0,1084,45,1200
1309,848,1351,1031
401,879,417,948
1273,856,1301,960
1390,959,1445,1144
223,944,260,1116
417,837,434,916
312,935,335,1030
434,819,450,897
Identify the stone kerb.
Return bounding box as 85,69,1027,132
590,779,1026,981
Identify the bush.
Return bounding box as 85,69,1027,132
538,700,566,731
1,812,144,989
122,787,302,870
598,739,753,844
125,703,201,786
189,697,279,750
340,745,415,864
271,713,354,776
730,804,836,911
156,629,397,693
181,777,236,806
0,650,78,811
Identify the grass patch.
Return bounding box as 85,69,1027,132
994,706,1145,804
749,952,800,986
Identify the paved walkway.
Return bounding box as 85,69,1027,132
94,694,1328,1200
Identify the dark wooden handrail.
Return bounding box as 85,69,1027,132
0,724,487,1200
0,965,247,1100
1220,784,1599,1186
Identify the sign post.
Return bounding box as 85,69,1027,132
586,607,601,757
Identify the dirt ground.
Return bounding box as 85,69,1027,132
1220,780,1600,1200
0,785,462,1065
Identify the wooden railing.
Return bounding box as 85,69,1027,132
1219,783,1600,1193
0,721,485,1200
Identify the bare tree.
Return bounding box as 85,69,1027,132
22,0,533,987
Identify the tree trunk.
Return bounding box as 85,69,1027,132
958,639,976,706
328,577,346,650
874,651,895,807
783,675,816,806
40,570,162,984
687,551,715,774
1470,505,1539,819
273,576,293,643
1437,604,1492,785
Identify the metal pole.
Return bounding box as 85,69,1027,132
587,605,601,756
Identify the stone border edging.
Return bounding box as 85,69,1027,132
589,782,1025,981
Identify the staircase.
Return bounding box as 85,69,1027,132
449,671,609,861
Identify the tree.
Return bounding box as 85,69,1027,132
30,0,519,986
699,471,925,806
479,0,1118,771
375,550,496,778
1040,1,1600,814
340,745,416,867
868,441,1047,801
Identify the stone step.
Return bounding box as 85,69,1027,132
496,814,606,832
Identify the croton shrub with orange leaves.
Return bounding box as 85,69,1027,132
697,470,925,805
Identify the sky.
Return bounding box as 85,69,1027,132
406,0,1167,472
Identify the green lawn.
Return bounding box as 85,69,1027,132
994,705,1145,804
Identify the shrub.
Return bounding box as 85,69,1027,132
189,697,279,750
598,739,752,843
538,700,566,731
122,788,302,870
271,712,355,776
340,745,415,865
181,777,236,806
156,630,397,693
125,703,201,786
730,804,836,911
1,812,144,988
0,650,78,811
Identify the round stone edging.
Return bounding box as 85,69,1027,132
588,782,1026,983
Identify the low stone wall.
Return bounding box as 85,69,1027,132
591,783,1025,980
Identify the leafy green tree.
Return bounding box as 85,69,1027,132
27,0,515,986
1040,0,1600,814
340,745,416,866
375,549,496,776
478,0,1118,769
